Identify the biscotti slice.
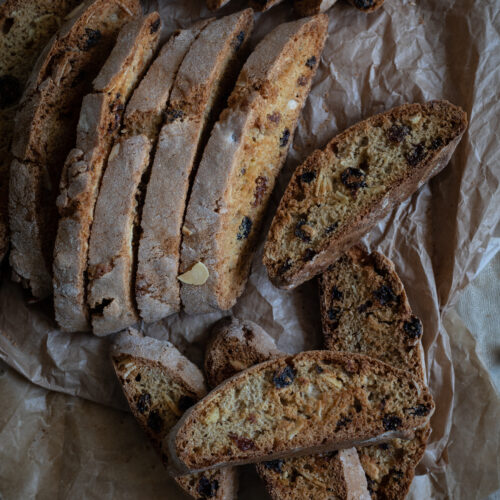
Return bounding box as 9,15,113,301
204,317,282,388
166,351,434,474
136,10,254,323
263,101,467,290
8,0,140,298
111,329,238,500
205,317,370,500
294,0,337,16
319,247,431,499
52,13,161,333
179,15,328,315
0,0,81,263
348,0,385,12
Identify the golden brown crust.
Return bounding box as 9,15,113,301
263,101,468,290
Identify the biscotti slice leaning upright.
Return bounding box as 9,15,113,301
85,19,215,335
264,101,467,289
8,0,140,299
111,329,238,500
166,350,434,474
0,0,81,263
52,13,161,333
294,0,337,16
179,15,328,315
135,10,254,323
205,317,371,500
319,246,431,499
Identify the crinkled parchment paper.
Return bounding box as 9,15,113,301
1,0,499,498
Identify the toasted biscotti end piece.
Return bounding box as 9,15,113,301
319,245,425,381
204,317,282,388
249,0,284,11
179,14,328,315
135,10,254,323
123,19,213,141
166,351,434,474
111,329,238,500
349,0,385,13
263,100,468,290
257,448,371,500
53,14,161,333
294,0,337,15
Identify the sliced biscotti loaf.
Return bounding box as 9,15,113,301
166,351,434,474
179,15,328,315
294,0,337,16
52,13,161,333
136,10,254,323
348,0,385,12
263,101,467,290
111,329,238,500
8,0,140,298
319,246,431,499
0,0,81,263
204,316,282,388
205,317,370,500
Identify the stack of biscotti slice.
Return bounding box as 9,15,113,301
135,10,253,324
0,0,81,263
86,10,253,335
319,246,431,499
111,329,238,500
166,350,434,474
8,0,140,299
263,101,467,289
52,13,162,333
179,15,328,315
205,317,371,500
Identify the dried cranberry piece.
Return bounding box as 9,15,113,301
405,143,427,167
81,28,101,51
299,171,316,184
383,414,402,431
178,395,196,412
403,316,423,339
279,128,290,147
331,286,343,301
373,285,398,305
147,410,163,433
197,476,219,498
272,365,296,388
327,307,341,322
234,30,245,51
135,373,141,382
406,404,431,417
387,124,410,143
295,220,311,242
136,393,151,414
229,433,255,451
306,56,317,68
341,167,367,192
0,75,22,108
150,18,161,34
237,216,252,240
166,108,184,122
303,248,316,261
263,459,284,473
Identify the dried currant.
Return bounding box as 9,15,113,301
136,393,151,414
82,28,102,51
406,404,431,417
0,75,22,108
229,433,255,451
147,410,163,433
390,468,404,480
325,222,339,235
341,167,367,193
237,216,252,240
234,30,245,51
279,128,290,147
178,395,196,412
373,285,398,305
197,476,219,498
272,365,296,388
134,373,141,382
327,307,341,322
263,459,284,473
383,414,402,431
166,108,184,122
306,56,317,68
406,142,427,167
295,220,311,242
303,248,316,261
331,286,343,301
314,364,324,374
403,316,423,339
335,416,352,431
150,18,161,34
299,171,316,184
252,176,268,207
430,137,443,150
387,124,410,143
357,300,373,313
278,259,292,275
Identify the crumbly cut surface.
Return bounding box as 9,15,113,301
111,329,237,500
294,0,337,16
204,316,282,388
136,10,254,323
167,351,434,473
0,0,81,263
249,0,284,11
320,246,431,499
348,0,385,13
263,101,467,290
179,15,328,314
8,0,140,298
53,13,161,333
87,135,151,335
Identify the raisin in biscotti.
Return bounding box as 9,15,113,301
166,351,434,474
348,0,385,12
111,329,238,500
205,317,371,500
294,0,338,16
319,246,431,499
263,101,467,290
136,10,254,323
179,15,328,315
0,0,81,263
52,13,161,333
8,0,140,299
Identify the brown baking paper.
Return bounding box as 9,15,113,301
1,0,499,498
